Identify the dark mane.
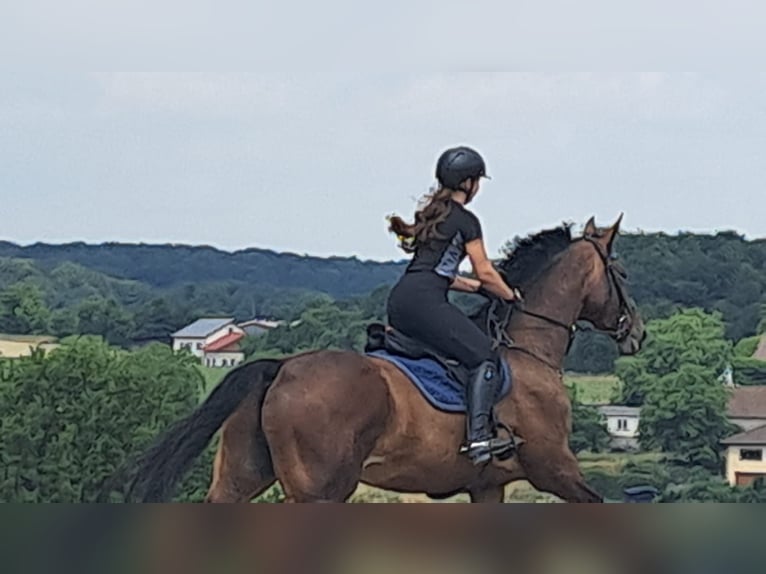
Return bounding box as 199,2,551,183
468,224,573,324
497,225,574,289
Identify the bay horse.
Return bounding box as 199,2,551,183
125,215,645,503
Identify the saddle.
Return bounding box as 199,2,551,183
364,296,514,388
364,323,473,386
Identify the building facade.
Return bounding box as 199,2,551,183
171,317,246,367
722,426,766,487
597,405,641,451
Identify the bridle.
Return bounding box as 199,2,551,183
486,235,636,372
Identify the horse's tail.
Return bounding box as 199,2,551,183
124,358,283,503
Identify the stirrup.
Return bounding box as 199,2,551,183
494,422,525,460
460,424,524,464
459,440,493,465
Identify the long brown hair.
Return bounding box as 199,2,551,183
388,186,462,253
388,186,455,254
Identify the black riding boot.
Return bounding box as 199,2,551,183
460,360,515,465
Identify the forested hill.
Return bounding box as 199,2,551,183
0,241,404,298
2,230,766,340
613,231,766,340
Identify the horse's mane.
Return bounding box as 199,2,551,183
469,224,573,321
497,224,574,289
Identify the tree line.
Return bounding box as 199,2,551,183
3,229,766,373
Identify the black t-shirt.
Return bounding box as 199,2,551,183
405,202,483,280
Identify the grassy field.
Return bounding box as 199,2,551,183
564,373,621,404
346,451,662,503
0,334,59,358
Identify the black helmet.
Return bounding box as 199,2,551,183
435,146,490,190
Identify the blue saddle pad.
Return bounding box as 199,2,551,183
366,350,512,413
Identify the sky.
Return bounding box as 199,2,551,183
2,72,766,262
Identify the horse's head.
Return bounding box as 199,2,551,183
576,214,645,355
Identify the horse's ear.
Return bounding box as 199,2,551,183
602,213,623,251
583,216,597,237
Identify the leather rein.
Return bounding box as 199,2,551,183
485,236,635,373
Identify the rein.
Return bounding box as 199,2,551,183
485,235,634,373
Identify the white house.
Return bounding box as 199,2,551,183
721,386,766,487
721,425,766,487
171,317,246,368
597,405,641,451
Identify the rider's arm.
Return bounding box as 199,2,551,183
466,238,518,301
450,275,482,293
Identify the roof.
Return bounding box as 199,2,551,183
203,332,245,353
238,318,282,329
598,406,641,417
727,387,766,419
721,424,766,446
171,318,234,339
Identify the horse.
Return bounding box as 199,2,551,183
124,215,645,503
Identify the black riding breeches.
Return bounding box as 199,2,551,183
386,272,494,370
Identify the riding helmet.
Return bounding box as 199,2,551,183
435,146,490,189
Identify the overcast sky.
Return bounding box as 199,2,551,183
2,73,766,261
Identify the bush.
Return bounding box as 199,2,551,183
731,356,766,386
734,336,761,358
0,337,207,502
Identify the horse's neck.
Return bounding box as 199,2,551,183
508,262,586,366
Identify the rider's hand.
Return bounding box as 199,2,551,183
504,287,523,304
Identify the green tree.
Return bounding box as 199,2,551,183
0,337,207,502
564,332,619,374
75,297,135,347
639,365,734,469
616,308,732,406
619,309,735,469
659,475,766,502
0,283,51,335
568,387,610,454
49,307,79,338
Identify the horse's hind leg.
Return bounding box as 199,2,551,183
205,402,276,503
262,354,391,503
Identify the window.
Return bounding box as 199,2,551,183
197,342,203,349
740,449,763,462
617,419,628,431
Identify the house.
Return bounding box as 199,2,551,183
597,405,641,451
171,318,245,368
721,386,766,487
202,330,246,368
727,386,766,432
721,425,766,487
239,318,281,337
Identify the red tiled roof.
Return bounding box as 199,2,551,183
727,387,766,419
203,332,245,353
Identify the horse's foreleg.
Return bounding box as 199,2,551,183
521,446,603,503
